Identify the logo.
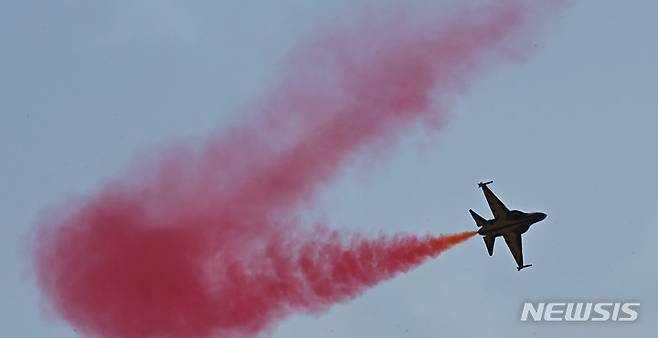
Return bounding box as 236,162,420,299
521,302,640,322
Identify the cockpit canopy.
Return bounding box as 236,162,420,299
508,210,527,219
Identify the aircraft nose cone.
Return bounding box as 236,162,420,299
537,212,547,221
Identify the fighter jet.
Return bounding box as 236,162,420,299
469,181,546,271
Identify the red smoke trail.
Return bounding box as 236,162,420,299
33,1,541,338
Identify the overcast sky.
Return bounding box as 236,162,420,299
1,1,657,337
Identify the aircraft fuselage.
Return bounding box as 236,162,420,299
477,211,546,237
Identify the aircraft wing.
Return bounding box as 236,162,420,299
502,231,524,268
481,184,509,220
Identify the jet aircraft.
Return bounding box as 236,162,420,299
469,181,546,271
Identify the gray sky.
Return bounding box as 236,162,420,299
1,1,657,337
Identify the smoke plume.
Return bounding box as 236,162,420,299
33,1,544,337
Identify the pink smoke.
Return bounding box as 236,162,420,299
33,1,548,337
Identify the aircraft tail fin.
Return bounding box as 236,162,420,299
483,236,495,256
469,209,487,227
